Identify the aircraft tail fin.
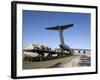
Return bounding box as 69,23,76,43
46,24,73,30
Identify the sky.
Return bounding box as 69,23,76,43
22,10,91,49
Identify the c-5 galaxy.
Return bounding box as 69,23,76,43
46,24,74,54
23,24,74,62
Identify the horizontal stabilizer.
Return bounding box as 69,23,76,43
46,24,73,30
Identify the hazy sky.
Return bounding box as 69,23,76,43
22,10,91,49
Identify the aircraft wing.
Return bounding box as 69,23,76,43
46,24,74,30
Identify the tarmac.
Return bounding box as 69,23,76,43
23,55,79,69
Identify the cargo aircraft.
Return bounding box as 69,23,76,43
46,24,74,54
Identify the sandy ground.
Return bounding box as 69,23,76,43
23,55,80,69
